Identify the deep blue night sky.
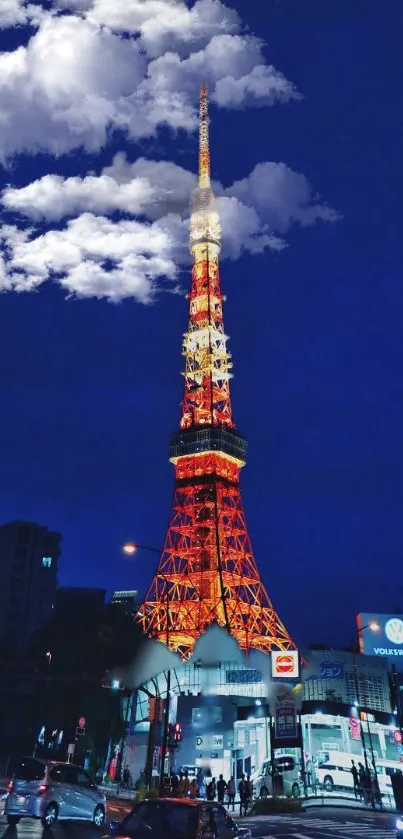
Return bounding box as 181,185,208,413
0,1,402,649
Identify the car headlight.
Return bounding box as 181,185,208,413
396,817,403,830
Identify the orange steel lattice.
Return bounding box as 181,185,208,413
138,86,296,659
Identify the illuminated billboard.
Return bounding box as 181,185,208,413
357,613,403,664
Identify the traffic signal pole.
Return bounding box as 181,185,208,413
159,669,171,793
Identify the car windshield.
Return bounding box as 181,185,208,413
122,803,197,838
13,758,45,781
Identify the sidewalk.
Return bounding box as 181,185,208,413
302,792,395,812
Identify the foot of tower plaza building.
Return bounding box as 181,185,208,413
115,647,401,816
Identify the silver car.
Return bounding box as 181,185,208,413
5,757,106,828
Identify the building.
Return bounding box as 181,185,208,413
303,649,392,713
0,520,60,649
110,590,137,615
55,586,106,618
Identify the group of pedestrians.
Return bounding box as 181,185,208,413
351,759,382,807
206,773,253,816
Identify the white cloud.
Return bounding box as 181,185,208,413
0,152,339,299
227,161,340,230
84,0,241,58
0,214,177,302
0,0,27,28
141,34,299,110
0,3,298,159
0,14,147,159
3,153,337,237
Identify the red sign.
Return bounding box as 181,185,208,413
272,651,299,678
349,717,360,740
78,717,86,729
393,731,403,744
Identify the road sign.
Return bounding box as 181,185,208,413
394,731,403,744
78,717,86,729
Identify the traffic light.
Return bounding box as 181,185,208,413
173,723,182,744
168,723,182,748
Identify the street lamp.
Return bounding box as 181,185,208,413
351,622,380,808
122,541,171,792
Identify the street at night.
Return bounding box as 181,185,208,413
0,808,397,839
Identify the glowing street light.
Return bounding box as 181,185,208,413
122,542,160,556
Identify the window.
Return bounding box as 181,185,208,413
76,769,93,787
50,765,68,784
160,803,197,838
18,525,30,544
14,758,46,782
42,557,52,568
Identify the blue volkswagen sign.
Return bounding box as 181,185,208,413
358,613,403,665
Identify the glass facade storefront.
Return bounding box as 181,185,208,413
124,656,402,809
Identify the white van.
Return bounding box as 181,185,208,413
316,751,357,792
252,755,301,799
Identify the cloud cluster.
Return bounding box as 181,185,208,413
0,153,338,300
0,214,177,303
0,0,338,302
0,1,298,160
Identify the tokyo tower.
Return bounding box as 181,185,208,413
138,86,296,659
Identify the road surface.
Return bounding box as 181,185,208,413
0,805,397,838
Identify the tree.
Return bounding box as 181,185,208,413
0,605,146,766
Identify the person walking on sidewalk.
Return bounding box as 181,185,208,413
238,775,247,817
217,775,227,804
227,777,235,811
351,760,360,800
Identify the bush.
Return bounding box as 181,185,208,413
135,784,159,802
251,797,304,815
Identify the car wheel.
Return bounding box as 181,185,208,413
42,802,59,828
260,787,268,798
323,776,334,792
291,783,300,798
93,805,106,828
7,816,21,825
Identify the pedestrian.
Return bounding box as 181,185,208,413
189,779,198,799
238,774,247,817
171,774,179,797
207,777,216,801
351,760,360,800
358,763,367,803
245,775,253,814
227,777,235,811
217,774,227,804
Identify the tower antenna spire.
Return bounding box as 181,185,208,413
199,82,210,188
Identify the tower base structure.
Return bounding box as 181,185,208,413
139,427,295,659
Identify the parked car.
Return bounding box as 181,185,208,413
252,755,301,798
4,756,106,828
110,798,252,839
397,815,403,838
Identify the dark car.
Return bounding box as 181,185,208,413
110,798,252,839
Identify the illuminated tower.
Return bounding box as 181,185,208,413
138,86,296,659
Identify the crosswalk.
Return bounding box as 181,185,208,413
243,815,395,838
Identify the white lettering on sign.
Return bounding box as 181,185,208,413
374,647,403,656
195,734,223,750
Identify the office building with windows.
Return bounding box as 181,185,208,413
0,520,60,649
110,590,138,615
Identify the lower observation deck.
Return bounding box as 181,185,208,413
169,424,247,465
